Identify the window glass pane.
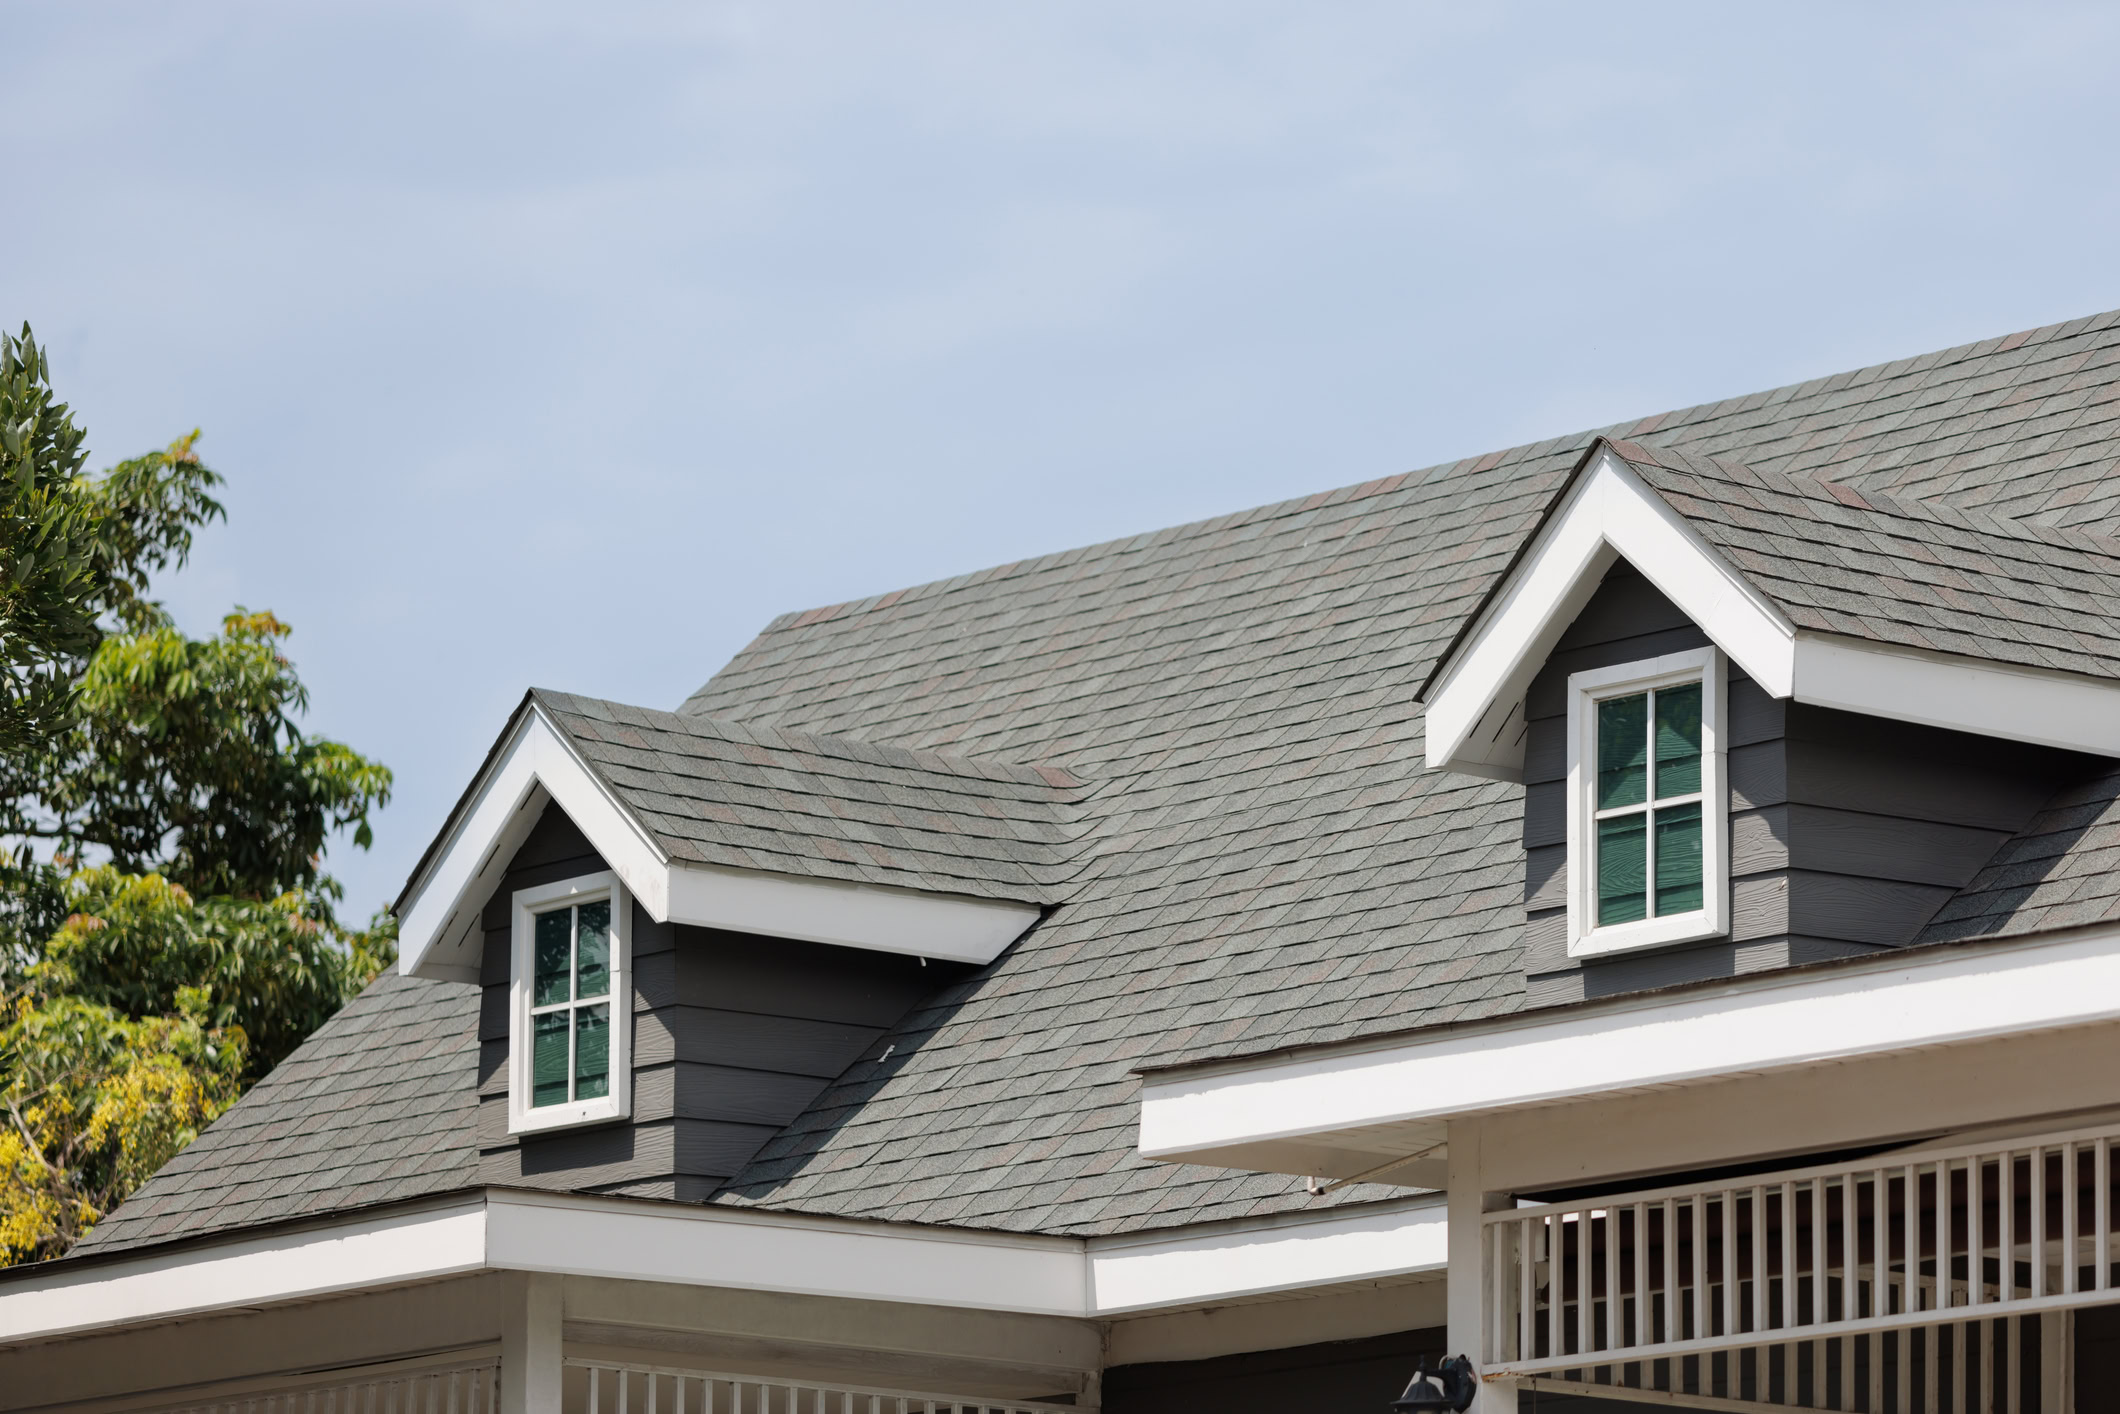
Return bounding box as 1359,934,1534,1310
533,908,573,1006
1655,802,1704,915
574,1004,610,1101
1654,683,1703,798
1596,694,1648,808
1596,812,1647,925
575,900,610,1000
532,1009,570,1107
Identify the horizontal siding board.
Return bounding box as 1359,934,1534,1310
1785,705,2084,830
1785,870,1957,946
675,1118,786,1180
1784,806,2010,887
672,927,942,1026
1527,624,1714,720
636,1006,887,1077
1551,563,1694,649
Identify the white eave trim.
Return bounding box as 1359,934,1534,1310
396,704,1042,980
1425,447,1795,780
1424,445,2120,778
1137,920,2120,1176
0,1189,1449,1344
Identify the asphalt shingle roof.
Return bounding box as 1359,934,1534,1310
67,305,2120,1260
535,689,1090,904
73,972,478,1256
1608,439,2120,680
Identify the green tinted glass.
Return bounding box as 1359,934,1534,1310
1596,812,1647,925
531,1009,570,1107
533,908,573,1006
1655,803,1704,915
1597,694,1648,808
576,900,610,1000
574,1005,609,1101
1654,683,1703,798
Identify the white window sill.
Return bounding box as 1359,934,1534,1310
1568,910,1724,960
508,1094,629,1137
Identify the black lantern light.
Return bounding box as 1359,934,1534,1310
1390,1355,1475,1413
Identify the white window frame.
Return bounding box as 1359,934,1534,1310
1565,646,1728,958
508,870,631,1136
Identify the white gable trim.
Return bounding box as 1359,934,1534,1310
1137,918,2120,1178
397,704,1041,980
1425,446,2120,777
1424,448,1795,779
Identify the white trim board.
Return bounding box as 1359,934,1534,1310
0,1199,489,1345
0,1190,1451,1345
1423,445,2120,779
1137,920,2120,1178
395,702,1041,980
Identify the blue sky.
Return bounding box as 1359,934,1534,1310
8,2,2120,918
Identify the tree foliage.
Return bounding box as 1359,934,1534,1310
0,321,395,1265
36,868,394,1079
0,989,245,1265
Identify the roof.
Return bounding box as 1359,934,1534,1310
534,689,1090,905
73,971,477,1256
69,305,2120,1261
1605,438,2120,682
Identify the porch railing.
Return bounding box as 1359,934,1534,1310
142,1360,500,1414
563,1360,1086,1414
1481,1120,2120,1409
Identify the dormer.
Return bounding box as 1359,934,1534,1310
395,690,1085,1195
1422,439,2120,1002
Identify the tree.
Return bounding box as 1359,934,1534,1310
0,988,244,1265
0,326,223,762
0,321,394,1263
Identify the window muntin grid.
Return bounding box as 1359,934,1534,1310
528,898,612,1108
1592,680,1704,927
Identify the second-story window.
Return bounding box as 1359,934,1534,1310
509,871,631,1134
1567,647,1728,957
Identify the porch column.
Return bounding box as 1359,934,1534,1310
1446,1120,1516,1413
501,1272,563,1414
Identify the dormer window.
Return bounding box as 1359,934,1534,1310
1566,647,1728,957
509,871,631,1134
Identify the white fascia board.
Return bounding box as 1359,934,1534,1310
485,1190,1086,1318
1425,449,1795,778
399,707,1042,980
0,1199,487,1344
1138,921,2120,1174
664,864,1041,967
0,1191,1473,1342
1791,633,2120,757
1084,1196,1448,1315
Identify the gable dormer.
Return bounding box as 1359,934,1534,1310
1423,439,2120,1002
396,690,1086,1195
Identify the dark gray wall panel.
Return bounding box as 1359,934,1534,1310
473,799,947,1200
636,1006,888,1076
1509,558,2083,1007
673,926,941,1026
1104,1328,1446,1414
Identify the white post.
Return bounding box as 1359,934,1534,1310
501,1272,564,1414
1448,1119,1517,1413
2041,1310,2073,1414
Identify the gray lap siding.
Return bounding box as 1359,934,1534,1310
475,802,948,1199
1519,563,2095,1006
